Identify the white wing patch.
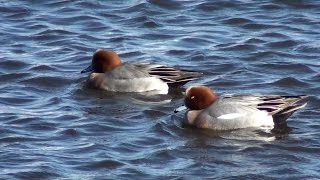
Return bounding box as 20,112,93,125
217,113,246,120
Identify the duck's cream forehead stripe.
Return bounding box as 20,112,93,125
95,49,104,53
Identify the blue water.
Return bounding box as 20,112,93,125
1,0,320,179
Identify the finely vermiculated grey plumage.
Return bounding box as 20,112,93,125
185,94,307,130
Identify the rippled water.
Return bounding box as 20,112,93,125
1,0,320,179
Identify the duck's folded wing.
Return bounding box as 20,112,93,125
222,94,308,113
221,94,308,124
134,62,202,87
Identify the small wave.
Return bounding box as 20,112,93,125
243,23,277,30
0,136,39,143
260,3,282,10
223,17,253,25
0,72,31,83
271,77,310,87
257,63,315,74
260,32,290,39
273,0,319,9
44,1,73,7
179,37,214,45
244,38,266,44
295,45,320,54
140,33,176,40
29,64,58,72
58,15,101,23
0,5,29,14
59,128,79,137
195,2,219,11
82,159,125,169
21,76,74,88
196,1,242,11
147,0,182,10
36,29,75,36
75,1,105,9
120,50,145,58
5,10,32,19
32,29,73,41
267,40,298,48
0,95,36,106
311,74,320,81
248,51,276,61
218,44,256,51
211,79,241,87
0,59,30,71
26,123,58,132
166,49,189,56
112,2,147,14
12,170,61,180
121,15,161,28
142,20,160,28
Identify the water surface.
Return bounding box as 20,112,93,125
0,0,320,179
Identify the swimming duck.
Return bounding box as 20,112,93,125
81,49,202,94
175,86,308,130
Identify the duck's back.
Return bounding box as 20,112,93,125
107,63,150,79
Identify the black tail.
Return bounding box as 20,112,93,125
272,96,308,124
165,75,202,87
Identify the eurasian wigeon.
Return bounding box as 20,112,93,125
175,86,308,130
81,49,202,94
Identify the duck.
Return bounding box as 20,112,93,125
81,49,202,94
174,86,308,130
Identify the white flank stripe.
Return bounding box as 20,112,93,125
217,113,246,120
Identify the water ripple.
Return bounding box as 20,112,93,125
271,77,310,87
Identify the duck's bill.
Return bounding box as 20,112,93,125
81,65,93,73
174,105,187,113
